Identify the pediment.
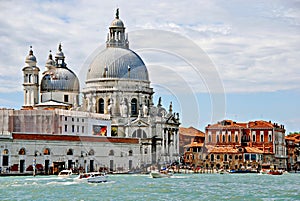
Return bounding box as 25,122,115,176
129,118,150,127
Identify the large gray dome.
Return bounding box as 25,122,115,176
86,48,149,81
41,67,80,92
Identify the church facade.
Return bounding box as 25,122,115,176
0,9,180,174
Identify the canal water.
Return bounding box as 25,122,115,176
0,173,299,200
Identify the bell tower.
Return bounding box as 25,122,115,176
22,46,40,108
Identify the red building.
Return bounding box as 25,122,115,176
203,120,286,170
179,127,205,165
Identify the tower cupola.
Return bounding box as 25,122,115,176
45,50,56,70
22,46,40,108
55,43,66,67
25,46,37,67
106,8,129,48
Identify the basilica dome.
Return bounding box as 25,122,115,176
86,47,149,81
41,67,80,92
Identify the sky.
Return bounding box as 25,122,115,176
0,0,299,133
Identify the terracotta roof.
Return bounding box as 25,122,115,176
179,126,205,137
206,120,245,129
205,145,239,154
244,146,264,154
205,145,264,154
206,120,284,131
184,142,204,148
248,120,274,128
285,134,300,143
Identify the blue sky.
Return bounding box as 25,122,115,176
0,0,299,132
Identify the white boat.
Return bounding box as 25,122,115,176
150,171,172,178
74,172,108,183
58,169,73,178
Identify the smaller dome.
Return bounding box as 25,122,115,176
55,43,65,59
45,51,56,69
41,67,80,92
25,47,37,67
25,49,36,63
110,8,124,28
110,18,124,28
55,51,64,58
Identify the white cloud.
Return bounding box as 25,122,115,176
0,0,299,94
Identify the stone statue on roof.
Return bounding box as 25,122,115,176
116,8,119,19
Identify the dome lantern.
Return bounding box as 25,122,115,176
45,50,56,70
106,8,129,48
55,43,66,67
25,46,37,67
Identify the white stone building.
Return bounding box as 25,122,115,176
0,9,180,174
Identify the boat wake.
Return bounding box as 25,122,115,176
46,181,78,186
171,175,188,179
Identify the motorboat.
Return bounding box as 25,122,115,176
268,170,283,175
217,169,229,174
228,169,257,174
88,173,108,183
74,172,108,183
58,169,73,178
150,170,172,178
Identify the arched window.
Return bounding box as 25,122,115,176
217,135,220,143
268,131,272,142
235,135,238,142
131,98,137,116
132,129,147,138
19,148,26,155
28,74,32,83
128,150,133,156
224,154,228,161
222,135,226,142
210,154,214,162
67,149,73,155
3,149,9,155
43,148,50,155
98,98,104,114
109,150,114,156
252,134,256,142
34,150,41,157
208,135,212,143
88,149,95,156
228,135,231,142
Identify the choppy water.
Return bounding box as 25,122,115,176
0,173,299,201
